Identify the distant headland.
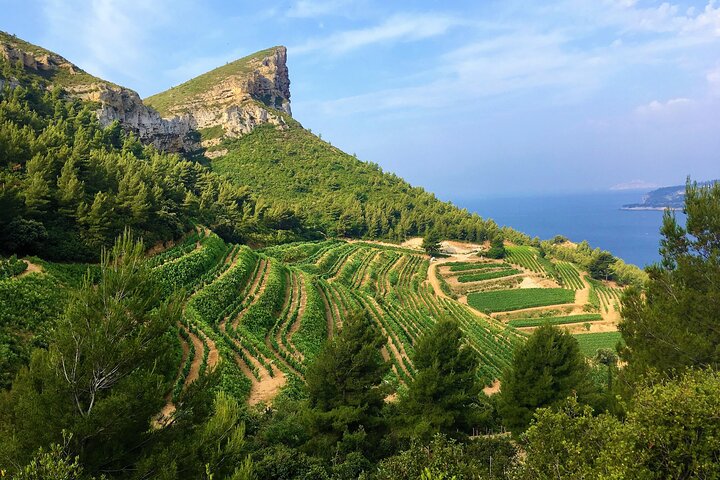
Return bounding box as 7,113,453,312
622,180,718,211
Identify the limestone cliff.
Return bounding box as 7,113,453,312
1,32,292,154
144,46,292,145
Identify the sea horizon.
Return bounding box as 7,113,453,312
449,189,684,268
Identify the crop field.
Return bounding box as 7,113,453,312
573,331,624,357
467,288,575,313
457,268,521,283
586,276,624,313
505,246,555,277
151,237,526,405
556,262,584,290
508,313,603,328
446,262,509,272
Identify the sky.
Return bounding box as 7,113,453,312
1,0,719,200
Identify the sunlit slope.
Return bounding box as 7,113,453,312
150,233,523,409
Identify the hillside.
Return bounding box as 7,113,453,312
6,30,717,480
622,180,719,210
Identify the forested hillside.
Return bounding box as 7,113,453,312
212,123,504,242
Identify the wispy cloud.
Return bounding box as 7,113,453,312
291,13,462,55
309,1,720,117
41,0,182,83
286,0,354,18
635,97,694,116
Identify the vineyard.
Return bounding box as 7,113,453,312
508,313,603,328
467,288,575,313
431,240,625,355
573,332,624,356
144,235,526,407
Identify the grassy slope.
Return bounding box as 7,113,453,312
144,47,281,116
210,122,491,238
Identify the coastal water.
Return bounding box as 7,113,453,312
450,191,686,268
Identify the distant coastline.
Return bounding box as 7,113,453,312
621,180,717,211
620,206,681,211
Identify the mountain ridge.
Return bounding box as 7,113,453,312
0,32,291,154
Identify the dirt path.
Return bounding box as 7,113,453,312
427,261,449,300
517,320,619,334
233,350,288,406
248,366,287,406
19,260,43,277
575,275,591,306
197,330,220,371
483,379,501,396
183,327,205,386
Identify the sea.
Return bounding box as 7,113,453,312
451,191,687,268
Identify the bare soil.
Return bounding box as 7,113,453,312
19,260,42,276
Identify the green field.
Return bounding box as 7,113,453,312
556,262,584,290
467,288,575,313
447,262,509,272
573,332,624,357
508,313,603,328
457,268,521,283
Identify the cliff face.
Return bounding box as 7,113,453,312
65,82,196,152
144,46,292,144
1,32,292,154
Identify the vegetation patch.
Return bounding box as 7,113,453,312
467,288,575,313
508,313,603,328
573,331,624,357
457,268,521,283
447,262,509,272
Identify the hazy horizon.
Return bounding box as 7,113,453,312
2,0,719,197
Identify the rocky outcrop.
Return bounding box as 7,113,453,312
1,32,292,154
66,83,197,152
0,41,76,74
144,46,292,149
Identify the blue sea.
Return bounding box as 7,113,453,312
451,191,686,268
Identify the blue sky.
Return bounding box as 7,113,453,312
2,0,719,199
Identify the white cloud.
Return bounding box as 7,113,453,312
291,13,462,55
634,97,694,115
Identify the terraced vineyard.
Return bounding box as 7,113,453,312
505,246,555,277
508,313,602,328
556,262,585,290
586,276,624,313
432,243,626,350
467,288,575,313
151,236,525,407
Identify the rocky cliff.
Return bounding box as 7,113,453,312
144,46,291,146
0,32,292,154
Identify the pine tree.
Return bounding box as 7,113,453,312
0,231,181,473
303,310,390,461
498,325,593,433
620,180,720,377
81,191,113,247
399,320,482,441
56,159,84,217
422,230,442,256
